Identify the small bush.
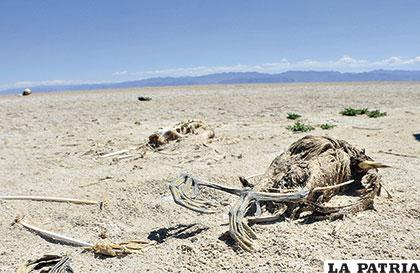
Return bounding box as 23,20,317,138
320,123,336,130
366,110,387,118
287,121,315,132
357,108,369,115
340,107,368,116
341,107,386,118
287,112,302,120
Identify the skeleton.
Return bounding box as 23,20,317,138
148,119,208,148
169,135,390,251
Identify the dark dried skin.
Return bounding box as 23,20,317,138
258,136,371,190
253,135,381,218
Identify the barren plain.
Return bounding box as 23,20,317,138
0,82,419,272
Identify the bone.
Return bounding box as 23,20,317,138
0,195,100,205
99,149,129,158
15,217,152,257
16,217,94,247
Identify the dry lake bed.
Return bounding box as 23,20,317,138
0,82,419,272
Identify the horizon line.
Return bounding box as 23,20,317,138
2,54,420,91
2,68,420,94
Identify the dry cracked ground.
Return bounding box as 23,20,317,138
0,82,419,272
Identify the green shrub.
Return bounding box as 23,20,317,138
341,107,386,118
340,107,368,116
320,123,336,130
287,112,302,120
366,110,387,118
287,121,315,132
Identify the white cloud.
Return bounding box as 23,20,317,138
113,70,128,76
119,55,420,78
379,56,420,66
0,80,72,90
0,79,110,92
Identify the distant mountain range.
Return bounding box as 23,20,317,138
3,69,420,94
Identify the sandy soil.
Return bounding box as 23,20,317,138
0,82,419,272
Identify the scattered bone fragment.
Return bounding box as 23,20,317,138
15,217,93,247
93,120,209,160
15,217,153,257
99,149,130,158
86,240,153,257
0,195,100,205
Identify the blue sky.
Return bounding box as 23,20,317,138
1,0,420,90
